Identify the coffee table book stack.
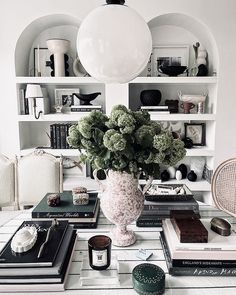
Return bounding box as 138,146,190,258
32,191,100,228
161,218,236,276
0,220,76,292
137,184,199,227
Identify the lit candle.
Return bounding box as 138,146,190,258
37,45,40,75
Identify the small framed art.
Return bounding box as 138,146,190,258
54,88,80,112
152,45,189,76
33,47,51,77
184,123,206,146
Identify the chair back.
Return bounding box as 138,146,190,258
0,154,16,207
212,158,236,217
16,150,62,208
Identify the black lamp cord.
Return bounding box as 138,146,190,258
33,98,43,120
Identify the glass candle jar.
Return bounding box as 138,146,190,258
88,235,111,270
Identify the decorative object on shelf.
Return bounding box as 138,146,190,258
140,89,162,106
67,105,186,246
190,42,208,77
158,65,187,77
73,57,89,77
46,39,70,77
136,249,153,261
167,167,176,179
33,47,51,77
197,101,205,114
175,170,183,181
88,235,112,270
182,137,193,149
161,170,170,182
178,91,207,105
54,88,80,113
77,0,152,83
11,226,37,254
90,167,106,180
72,187,89,205
25,84,43,119
54,104,63,113
190,157,205,180
178,164,188,179
164,100,179,113
197,64,208,76
152,44,189,77
210,217,231,237
47,193,60,207
202,164,213,184
184,123,206,146
72,92,101,106
132,263,165,295
180,101,195,114
187,170,197,182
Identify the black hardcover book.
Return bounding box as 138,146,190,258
160,231,236,276
24,97,29,115
136,219,162,227
65,124,69,149
0,220,69,268
0,230,76,284
51,124,57,149
50,125,54,149
32,192,98,219
56,124,61,149
60,124,66,149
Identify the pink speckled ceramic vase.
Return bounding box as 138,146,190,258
93,170,152,247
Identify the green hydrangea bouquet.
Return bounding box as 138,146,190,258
67,105,186,178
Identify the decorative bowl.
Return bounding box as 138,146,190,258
159,65,187,77
140,89,162,106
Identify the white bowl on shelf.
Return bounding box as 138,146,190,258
178,91,207,103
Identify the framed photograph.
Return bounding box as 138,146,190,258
184,123,206,146
54,88,80,111
63,157,87,178
33,47,51,77
152,45,189,76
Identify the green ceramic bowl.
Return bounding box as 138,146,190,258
132,263,165,295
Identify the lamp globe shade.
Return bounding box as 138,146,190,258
77,4,152,83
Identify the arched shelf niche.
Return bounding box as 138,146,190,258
15,14,81,77
147,13,219,76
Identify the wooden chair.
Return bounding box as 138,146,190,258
16,150,63,209
212,158,236,217
0,154,16,209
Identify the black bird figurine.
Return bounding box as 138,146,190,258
72,92,101,105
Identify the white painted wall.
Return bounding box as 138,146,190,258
0,0,236,168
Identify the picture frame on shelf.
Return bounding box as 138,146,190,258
54,88,80,112
152,44,189,77
33,47,51,77
184,123,206,146
63,157,87,178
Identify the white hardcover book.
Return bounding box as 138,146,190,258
162,220,236,260
164,219,236,251
141,106,168,109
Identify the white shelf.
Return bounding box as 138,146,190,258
139,178,211,192
15,76,100,84
20,148,79,157
150,113,216,121
18,113,88,122
186,147,214,157
131,76,218,84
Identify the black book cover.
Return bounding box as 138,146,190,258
24,97,29,115
65,124,69,149
56,124,61,149
51,124,57,149
160,231,236,276
32,192,98,218
50,125,54,149
0,220,69,268
60,124,66,149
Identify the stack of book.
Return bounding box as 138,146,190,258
70,105,102,112
161,218,236,276
0,220,76,291
136,185,199,227
32,191,100,229
50,123,74,149
140,106,170,114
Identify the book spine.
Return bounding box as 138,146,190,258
169,267,236,277
31,211,94,218
52,124,57,149
24,97,29,115
50,125,54,148
172,259,236,268
65,124,69,149
145,195,193,202
71,108,101,112
144,204,199,212
136,220,162,227
60,124,66,149
56,124,61,149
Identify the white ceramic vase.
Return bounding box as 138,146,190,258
93,170,152,247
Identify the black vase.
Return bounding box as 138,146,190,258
187,170,197,182
178,164,188,179
197,64,208,76
182,137,193,149
161,170,170,182
140,90,162,106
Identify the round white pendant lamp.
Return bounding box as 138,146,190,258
77,0,152,83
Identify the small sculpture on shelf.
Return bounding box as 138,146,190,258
72,187,89,205
190,42,208,76
72,92,101,106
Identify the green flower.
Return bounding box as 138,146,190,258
117,113,136,134
135,125,156,147
153,131,173,151
103,130,127,152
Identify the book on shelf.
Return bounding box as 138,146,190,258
70,105,102,112
0,230,77,292
160,232,236,276
140,106,169,110
50,123,73,149
32,191,98,219
136,216,163,227
0,220,69,268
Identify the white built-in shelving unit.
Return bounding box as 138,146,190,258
14,13,219,204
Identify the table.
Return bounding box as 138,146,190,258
1,203,236,295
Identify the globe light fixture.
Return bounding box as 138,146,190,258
77,0,152,83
